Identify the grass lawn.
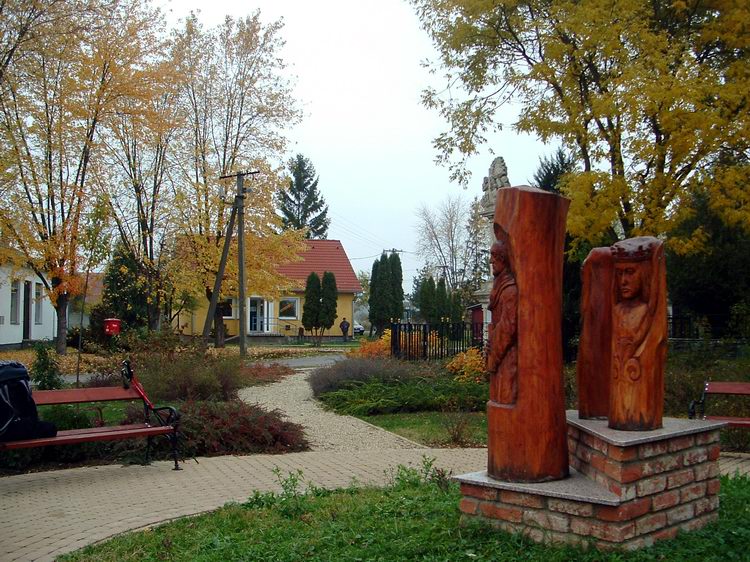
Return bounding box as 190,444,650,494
362,412,487,447
61,466,750,562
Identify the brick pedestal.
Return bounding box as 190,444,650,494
457,412,726,550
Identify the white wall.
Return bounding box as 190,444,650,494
0,266,57,346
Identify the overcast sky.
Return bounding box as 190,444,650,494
164,0,549,293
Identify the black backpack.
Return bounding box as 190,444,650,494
0,360,55,442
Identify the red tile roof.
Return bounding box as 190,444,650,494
277,240,362,293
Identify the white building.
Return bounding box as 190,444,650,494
0,264,57,347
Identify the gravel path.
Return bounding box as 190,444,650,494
239,368,425,451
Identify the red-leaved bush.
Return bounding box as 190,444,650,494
121,400,309,459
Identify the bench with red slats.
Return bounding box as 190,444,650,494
689,381,750,429
0,362,181,469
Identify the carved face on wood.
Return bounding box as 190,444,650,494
615,262,644,301
490,241,508,278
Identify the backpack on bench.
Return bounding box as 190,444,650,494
0,360,57,442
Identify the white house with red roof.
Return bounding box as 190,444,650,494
177,239,362,339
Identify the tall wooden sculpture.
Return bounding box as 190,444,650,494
577,237,667,430
608,237,667,430
487,186,569,482
576,248,613,419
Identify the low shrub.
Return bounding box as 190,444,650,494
318,376,488,416
246,363,294,385
83,371,122,388
446,348,488,383
119,400,309,458
30,343,64,390
309,357,428,397
131,351,257,402
349,330,391,358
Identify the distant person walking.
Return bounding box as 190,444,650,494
339,317,350,342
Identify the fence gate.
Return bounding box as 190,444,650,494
390,322,486,360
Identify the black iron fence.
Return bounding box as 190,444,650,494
390,315,734,361
390,322,486,360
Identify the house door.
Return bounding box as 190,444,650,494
22,281,31,340
249,298,264,332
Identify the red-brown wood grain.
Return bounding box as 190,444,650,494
608,237,667,431
487,186,569,482
577,247,614,419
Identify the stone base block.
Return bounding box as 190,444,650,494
457,412,725,550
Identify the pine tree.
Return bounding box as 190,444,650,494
388,252,404,321
320,271,338,337
302,272,322,339
435,277,450,323
368,258,380,336
419,276,437,325
277,154,330,239
374,253,392,333
450,292,464,323
102,244,150,329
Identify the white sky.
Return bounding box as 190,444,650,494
164,0,549,293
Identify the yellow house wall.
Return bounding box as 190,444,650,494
174,293,355,337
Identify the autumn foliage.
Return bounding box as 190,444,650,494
446,347,488,384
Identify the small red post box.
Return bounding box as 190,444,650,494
103,318,122,336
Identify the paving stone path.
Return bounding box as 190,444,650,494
0,365,483,561
239,368,424,451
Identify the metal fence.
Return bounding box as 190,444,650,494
390,322,486,360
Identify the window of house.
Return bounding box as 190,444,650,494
34,283,43,324
10,280,20,324
218,298,234,319
278,298,298,320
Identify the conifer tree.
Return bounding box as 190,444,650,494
435,277,450,323
320,271,338,338
373,253,393,333
419,276,437,324
388,253,405,321
102,245,150,329
277,154,330,239
302,272,322,340
368,258,379,336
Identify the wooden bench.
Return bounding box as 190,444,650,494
0,360,181,469
689,381,750,429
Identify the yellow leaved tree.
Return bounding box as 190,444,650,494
412,0,750,251
0,0,166,353
169,13,305,346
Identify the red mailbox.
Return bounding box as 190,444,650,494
103,318,122,336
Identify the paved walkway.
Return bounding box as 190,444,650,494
0,449,487,562
239,368,424,451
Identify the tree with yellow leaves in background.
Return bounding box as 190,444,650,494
93,21,183,332
0,0,166,353
412,0,750,251
169,13,305,346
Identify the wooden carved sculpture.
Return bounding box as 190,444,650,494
487,239,518,405
576,248,614,419
608,237,667,431
577,237,667,430
487,186,569,482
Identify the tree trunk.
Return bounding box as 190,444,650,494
55,293,69,355
214,305,225,348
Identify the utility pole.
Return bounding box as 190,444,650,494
236,173,247,359
202,170,258,358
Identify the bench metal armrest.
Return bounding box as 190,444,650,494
150,405,180,428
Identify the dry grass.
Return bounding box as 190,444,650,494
208,345,337,360
0,348,117,375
